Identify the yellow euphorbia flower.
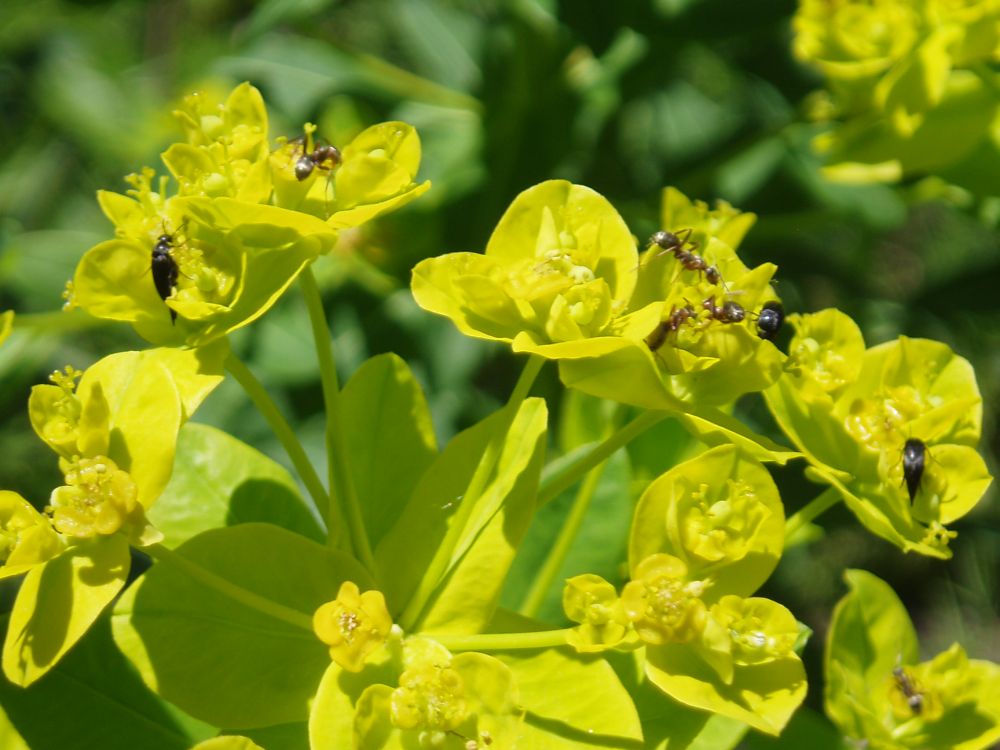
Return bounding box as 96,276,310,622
766,309,993,556
3,347,222,687
412,179,638,351
271,121,431,229
563,573,634,652
313,581,393,673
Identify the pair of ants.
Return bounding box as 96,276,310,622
643,228,784,350
150,134,342,322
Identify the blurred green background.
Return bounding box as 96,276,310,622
1,0,998,741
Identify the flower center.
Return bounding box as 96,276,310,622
391,663,469,735
47,455,138,538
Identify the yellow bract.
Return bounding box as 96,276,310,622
0,491,62,580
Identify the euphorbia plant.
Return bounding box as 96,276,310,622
0,75,996,750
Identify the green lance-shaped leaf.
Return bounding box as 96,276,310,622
375,398,547,629
112,524,373,728
3,536,130,686
340,353,438,550
630,444,785,600
416,398,547,635
0,616,212,750
148,422,324,548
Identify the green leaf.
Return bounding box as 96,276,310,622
675,404,800,465
0,616,212,750
148,423,324,548
341,353,438,550
417,398,547,634
3,536,130,686
0,705,29,750
375,398,547,627
111,524,373,728
824,569,919,741
498,648,643,747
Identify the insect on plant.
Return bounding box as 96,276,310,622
902,437,927,502
645,304,697,351
151,230,181,323
648,229,724,286
754,300,784,341
293,139,342,182
892,665,925,714
701,295,746,324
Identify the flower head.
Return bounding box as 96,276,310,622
563,573,633,651
313,581,393,672
766,309,993,556
48,456,144,539
621,553,709,645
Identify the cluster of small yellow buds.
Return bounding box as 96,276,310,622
47,455,139,538
683,479,764,563
313,580,393,672
621,553,709,645
390,662,468,737
710,596,797,665
563,573,632,651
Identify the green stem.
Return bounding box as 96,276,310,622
537,410,669,505
299,268,375,571
399,355,545,630
429,628,573,652
225,353,328,523
784,487,842,543
145,543,314,632
520,462,605,618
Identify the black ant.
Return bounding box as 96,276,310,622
293,138,342,182
892,666,924,714
151,231,181,323
701,296,746,324
902,438,927,503
648,230,723,286
645,304,697,351
754,301,784,341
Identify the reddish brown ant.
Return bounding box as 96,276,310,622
294,140,342,181
701,295,746,324
645,304,697,351
648,230,723,286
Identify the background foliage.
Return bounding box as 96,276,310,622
1,0,998,744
